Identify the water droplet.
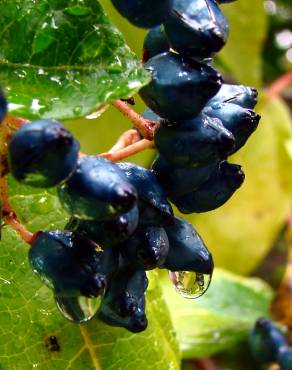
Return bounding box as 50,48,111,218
169,270,212,299
55,295,101,323
85,104,109,119
73,106,82,116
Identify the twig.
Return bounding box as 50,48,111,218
5,114,28,129
101,139,155,162
109,129,141,153
112,100,158,140
266,72,292,100
194,358,220,370
0,176,35,244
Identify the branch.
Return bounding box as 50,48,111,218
266,72,292,100
194,358,220,370
101,139,154,162
112,100,158,140
109,129,141,153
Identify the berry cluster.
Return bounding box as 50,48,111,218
250,318,292,370
5,0,261,334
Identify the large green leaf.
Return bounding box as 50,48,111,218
184,96,292,275
162,268,273,359
217,0,267,87
0,177,180,369
0,0,150,120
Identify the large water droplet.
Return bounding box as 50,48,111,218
55,295,101,323
169,271,212,299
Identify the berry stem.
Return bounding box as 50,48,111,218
5,114,28,129
112,100,158,140
109,129,141,153
194,358,219,370
266,72,292,99
0,176,35,244
100,139,155,162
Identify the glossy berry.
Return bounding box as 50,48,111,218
171,161,245,213
208,84,258,109
164,0,229,58
139,52,222,121
217,0,237,3
29,231,118,298
249,318,288,363
142,108,160,122
204,103,260,153
0,88,7,123
58,156,137,221
117,162,173,224
143,25,169,62
111,0,173,28
8,119,79,188
163,216,214,274
154,114,235,167
121,226,169,270
98,261,148,333
152,156,218,197
66,205,139,248
279,348,292,370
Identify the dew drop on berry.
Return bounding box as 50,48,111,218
169,271,212,299
55,295,101,323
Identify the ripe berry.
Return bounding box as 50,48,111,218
279,348,292,370
8,119,79,187
208,84,258,109
58,156,137,221
111,0,173,28
143,26,169,62
164,0,229,58
29,231,118,298
154,114,235,167
204,103,260,153
171,161,245,213
139,52,222,120
163,216,214,274
0,88,7,123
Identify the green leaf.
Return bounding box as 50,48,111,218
217,0,267,87
0,0,150,120
162,268,273,359
184,95,292,275
0,177,180,369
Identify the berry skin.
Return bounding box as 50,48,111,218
249,318,288,364
204,103,260,153
8,119,79,188
154,114,235,167
216,0,237,3
29,231,118,298
164,0,229,58
152,156,218,197
120,226,169,270
207,84,258,109
111,0,173,28
58,156,137,221
279,348,292,370
117,162,173,224
98,260,148,333
142,108,160,122
143,25,169,63
139,52,222,121
66,205,139,248
171,161,245,213
163,216,214,274
0,88,7,123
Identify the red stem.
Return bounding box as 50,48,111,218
266,72,292,99
194,358,220,370
109,129,141,153
101,139,154,162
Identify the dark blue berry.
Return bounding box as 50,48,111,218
163,216,214,274
58,156,137,221
154,114,235,167
29,231,118,298
164,0,229,58
0,88,7,123
111,0,173,28
151,156,218,197
142,108,160,122
249,318,288,363
279,348,292,370
66,205,139,248
139,52,222,121
204,103,260,153
8,119,79,187
143,26,169,62
207,84,258,109
171,161,245,213
121,225,169,270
